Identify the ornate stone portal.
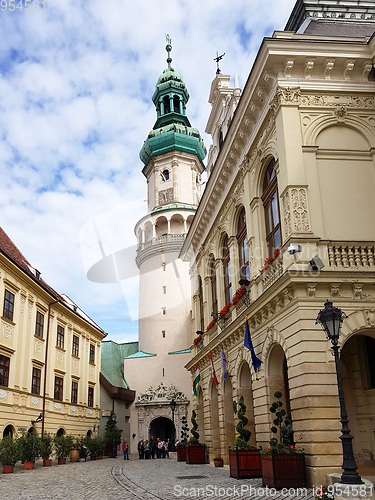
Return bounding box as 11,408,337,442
135,383,189,441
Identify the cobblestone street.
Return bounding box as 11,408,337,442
0,455,315,500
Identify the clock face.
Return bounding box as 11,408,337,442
159,188,173,205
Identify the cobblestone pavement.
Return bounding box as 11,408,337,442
0,455,314,500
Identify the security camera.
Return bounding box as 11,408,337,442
288,244,302,255
309,256,324,271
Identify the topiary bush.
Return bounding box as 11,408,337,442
189,410,199,444
269,390,291,451
234,395,252,449
180,415,189,445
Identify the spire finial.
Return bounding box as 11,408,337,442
165,34,172,69
214,51,225,75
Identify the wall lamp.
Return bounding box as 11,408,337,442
31,412,43,425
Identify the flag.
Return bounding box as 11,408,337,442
192,364,201,396
159,170,167,182
220,343,227,382
209,351,218,385
244,320,261,372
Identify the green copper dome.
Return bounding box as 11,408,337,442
139,37,206,171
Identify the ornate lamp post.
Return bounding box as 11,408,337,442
170,398,177,451
316,300,362,484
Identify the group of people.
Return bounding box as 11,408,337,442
137,437,177,459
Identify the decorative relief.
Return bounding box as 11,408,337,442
0,389,7,400
275,87,375,109
284,59,294,79
28,301,33,320
89,366,95,378
344,61,355,81
71,406,77,413
2,324,13,341
305,60,314,79
20,296,26,313
57,351,64,364
31,397,39,406
306,285,316,298
54,403,61,410
88,409,93,415
291,188,310,232
72,359,79,371
35,340,43,354
136,382,188,405
335,106,347,122
282,191,291,239
324,60,335,80
365,310,375,328
331,285,340,297
353,285,363,300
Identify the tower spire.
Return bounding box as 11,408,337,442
166,34,172,69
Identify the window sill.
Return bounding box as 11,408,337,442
72,354,80,360
55,346,66,353
1,316,15,327
34,335,45,341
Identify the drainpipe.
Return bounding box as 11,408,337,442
41,299,59,436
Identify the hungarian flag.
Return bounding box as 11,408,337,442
210,351,218,385
159,170,167,182
192,364,200,396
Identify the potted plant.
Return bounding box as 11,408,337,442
103,411,122,457
186,410,206,464
40,433,54,466
229,395,261,479
18,432,41,469
54,434,74,465
0,436,20,473
70,439,80,462
86,436,101,460
78,436,88,462
214,456,224,467
177,415,189,461
260,391,306,488
97,436,105,459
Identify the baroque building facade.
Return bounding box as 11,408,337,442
123,40,206,453
180,0,375,486
0,227,106,438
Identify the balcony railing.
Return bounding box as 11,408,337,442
327,244,375,268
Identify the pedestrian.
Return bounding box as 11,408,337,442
161,440,166,459
138,439,145,459
157,438,162,459
150,436,156,459
145,439,150,459
122,438,129,460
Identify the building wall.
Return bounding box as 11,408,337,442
0,255,105,438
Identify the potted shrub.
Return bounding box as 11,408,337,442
70,439,80,462
78,436,88,462
260,391,306,488
177,415,189,461
229,395,261,479
103,411,122,457
0,436,20,474
214,456,224,467
40,433,54,466
86,436,101,460
18,432,41,469
186,410,206,464
97,436,105,459
54,434,74,465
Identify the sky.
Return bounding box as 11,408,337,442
0,0,296,344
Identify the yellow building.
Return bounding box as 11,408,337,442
0,227,106,438
181,0,375,487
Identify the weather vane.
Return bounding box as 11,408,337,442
214,51,225,75
165,34,172,68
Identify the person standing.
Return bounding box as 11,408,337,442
122,439,129,460
138,439,145,459
150,436,156,459
157,438,162,459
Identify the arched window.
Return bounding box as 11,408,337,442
222,235,232,304
262,159,281,256
173,95,180,113
162,169,170,181
198,276,204,331
237,207,249,280
209,256,218,317
3,425,13,438
163,96,170,114
219,130,224,151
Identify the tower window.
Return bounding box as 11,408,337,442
162,262,166,271
162,330,166,338
163,96,170,114
162,169,170,181
173,95,180,113
162,308,166,315
163,286,166,294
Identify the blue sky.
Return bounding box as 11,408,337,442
0,0,296,343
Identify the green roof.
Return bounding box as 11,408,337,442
151,203,196,215
168,349,191,355
124,350,157,359
101,340,139,389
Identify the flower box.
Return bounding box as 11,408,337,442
176,445,186,462
229,449,261,479
261,453,306,489
186,444,206,464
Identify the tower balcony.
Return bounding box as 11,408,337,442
136,233,186,268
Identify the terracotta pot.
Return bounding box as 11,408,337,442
43,459,52,467
98,455,103,460
3,465,14,474
57,458,66,465
70,449,79,462
214,459,224,467
23,461,35,470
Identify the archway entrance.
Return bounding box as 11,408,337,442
239,362,256,446
56,428,65,437
268,344,291,415
3,425,14,438
341,332,375,468
149,417,175,442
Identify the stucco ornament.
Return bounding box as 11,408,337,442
71,406,77,413
54,403,61,410
2,324,13,341
365,310,375,328
88,409,93,415
31,397,39,406
136,382,188,404
57,352,64,364
0,389,7,400
35,340,43,354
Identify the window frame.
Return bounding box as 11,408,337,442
3,289,15,322
198,276,204,332
54,376,63,401
209,256,218,317
237,207,249,281
35,311,44,338
0,354,10,387
71,380,78,404
261,159,282,257
88,386,94,408
56,325,65,349
72,335,79,357
89,344,95,364
31,367,41,395
222,235,232,304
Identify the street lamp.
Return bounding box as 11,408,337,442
170,398,176,451
316,300,363,485
111,412,117,459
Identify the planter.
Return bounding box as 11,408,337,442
214,459,224,467
186,444,206,464
23,461,35,470
3,465,14,474
98,455,103,460
57,458,66,465
229,449,261,479
176,445,186,462
43,459,52,467
261,453,306,489
70,449,79,462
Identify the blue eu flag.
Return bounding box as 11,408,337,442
244,320,261,372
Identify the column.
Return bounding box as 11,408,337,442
154,167,159,207
228,236,239,294
167,219,171,235
172,160,178,202
215,259,225,312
